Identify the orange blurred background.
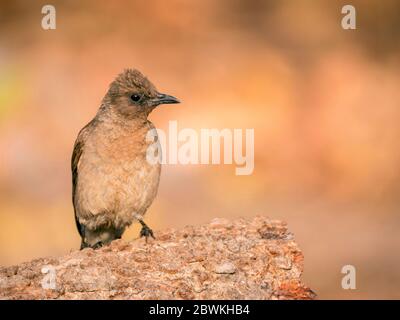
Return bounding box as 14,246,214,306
0,0,399,299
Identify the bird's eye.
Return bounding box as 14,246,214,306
130,94,142,102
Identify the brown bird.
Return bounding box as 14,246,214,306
71,69,179,249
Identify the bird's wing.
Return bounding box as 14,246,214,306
71,121,94,237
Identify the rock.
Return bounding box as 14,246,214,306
0,216,316,300
213,262,236,274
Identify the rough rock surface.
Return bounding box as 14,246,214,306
0,216,316,299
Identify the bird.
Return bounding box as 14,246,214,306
71,69,180,249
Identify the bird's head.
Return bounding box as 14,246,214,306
104,69,180,119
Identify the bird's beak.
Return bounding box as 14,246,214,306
152,93,180,106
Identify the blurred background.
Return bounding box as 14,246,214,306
0,0,399,299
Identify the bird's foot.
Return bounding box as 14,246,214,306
92,241,104,249
139,220,155,243
80,240,103,250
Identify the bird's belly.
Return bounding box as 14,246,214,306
76,152,161,228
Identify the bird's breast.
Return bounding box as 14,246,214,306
76,121,161,225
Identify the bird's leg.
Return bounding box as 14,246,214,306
138,219,155,243
80,240,89,250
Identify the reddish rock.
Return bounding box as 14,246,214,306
0,216,315,300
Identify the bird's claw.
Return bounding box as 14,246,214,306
140,224,155,243
92,241,103,249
